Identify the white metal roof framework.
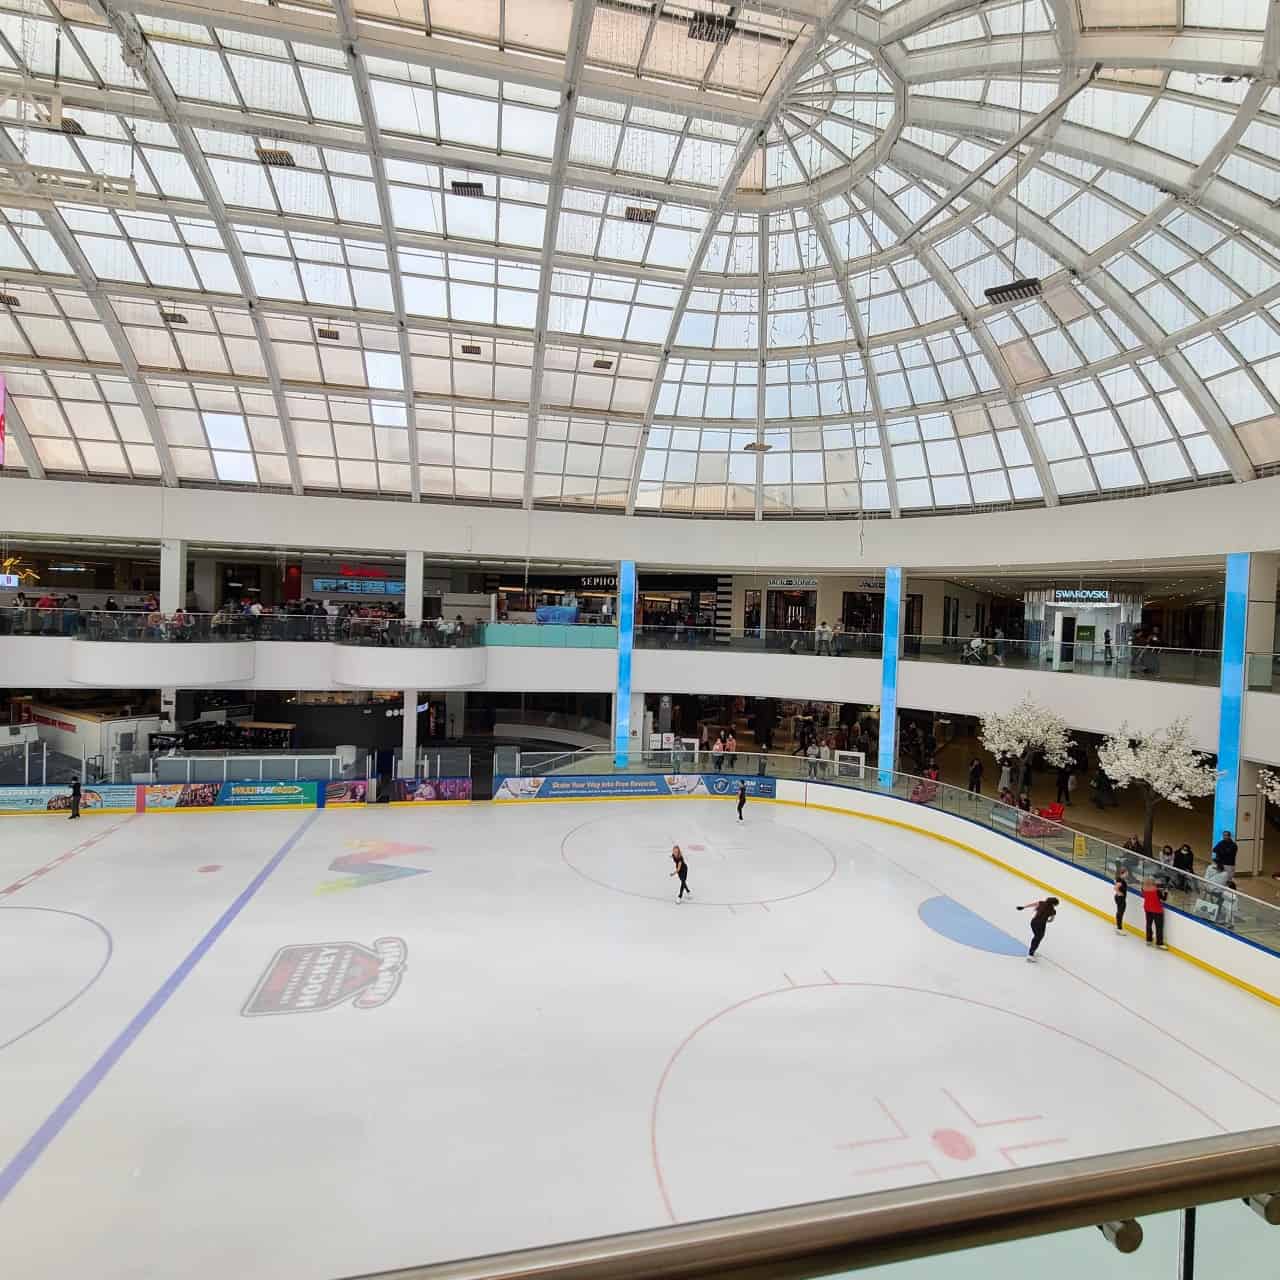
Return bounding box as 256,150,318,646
0,0,1276,519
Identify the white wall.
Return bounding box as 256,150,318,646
633,650,882,703
1242,691,1280,767
898,659,1221,749
783,780,1280,1004
70,640,256,688
5,475,1280,570
483,646,615,693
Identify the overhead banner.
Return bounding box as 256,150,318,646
387,777,472,803
492,773,777,801
0,784,138,814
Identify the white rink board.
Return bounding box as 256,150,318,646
0,800,1277,1280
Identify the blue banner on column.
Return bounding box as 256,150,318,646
614,560,636,767
1215,552,1248,836
879,566,903,787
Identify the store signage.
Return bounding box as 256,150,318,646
767,576,819,589
0,574,19,589
338,564,392,579
580,575,617,589
1054,588,1111,603
313,577,406,596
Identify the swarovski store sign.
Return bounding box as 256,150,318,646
1025,586,1142,670
1053,588,1111,603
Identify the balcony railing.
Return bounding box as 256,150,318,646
903,634,1222,686
635,626,883,656
338,1126,1280,1280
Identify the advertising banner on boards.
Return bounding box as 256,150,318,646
323,780,370,806
0,784,138,814
143,781,319,810
492,773,776,801
387,778,472,803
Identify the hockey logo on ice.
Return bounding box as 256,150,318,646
241,937,408,1016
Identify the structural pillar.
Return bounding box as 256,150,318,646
1218,552,1277,874
614,560,637,767
405,550,424,626
400,690,418,778
159,538,187,613
878,566,903,787
192,557,218,613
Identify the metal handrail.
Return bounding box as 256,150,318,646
339,1127,1280,1280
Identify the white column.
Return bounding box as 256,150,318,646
192,558,218,613
160,688,177,729
405,550,424,625
399,690,418,777
1236,553,1278,874
159,538,187,612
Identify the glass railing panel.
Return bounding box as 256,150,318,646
1246,651,1279,692
902,635,1221,686
634,626,882,656
479,622,617,648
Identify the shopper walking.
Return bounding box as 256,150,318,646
1142,877,1168,949
1017,896,1059,961
1113,868,1129,933
736,780,747,822
1212,830,1238,871
670,845,691,901
68,776,81,820
967,757,984,795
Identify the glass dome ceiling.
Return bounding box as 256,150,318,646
0,0,1278,517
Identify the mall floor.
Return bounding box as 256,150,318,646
1,801,1277,1280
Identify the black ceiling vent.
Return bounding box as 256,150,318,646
160,309,188,325
592,357,614,370
984,276,1043,306
256,147,296,168
0,292,20,308
688,13,736,43
460,342,482,355
59,117,86,136
316,325,341,341
624,205,657,223
450,180,485,198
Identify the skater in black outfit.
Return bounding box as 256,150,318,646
1113,869,1128,933
736,781,746,822
68,777,81,820
670,845,690,900
1017,896,1058,961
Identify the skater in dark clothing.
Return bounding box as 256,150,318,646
670,845,691,900
967,758,983,795
1113,869,1128,933
736,781,746,822
1017,896,1058,960
68,777,81,820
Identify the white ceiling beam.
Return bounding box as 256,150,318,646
894,32,1264,83
111,0,769,127
334,0,421,500
2,395,46,479
904,97,1280,256
524,0,598,510
811,206,899,515
887,142,1256,485
0,133,178,486
92,3,305,496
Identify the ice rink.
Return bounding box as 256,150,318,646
1,797,1278,1280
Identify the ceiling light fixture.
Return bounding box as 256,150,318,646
255,147,296,168
316,325,341,341
985,277,1044,306
687,13,736,43
59,117,86,136
743,441,773,453
624,205,657,223
450,180,485,198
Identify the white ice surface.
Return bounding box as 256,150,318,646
0,800,1277,1280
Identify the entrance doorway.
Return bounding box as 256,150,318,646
767,589,816,636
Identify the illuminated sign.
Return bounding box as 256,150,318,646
1054,588,1111,603
767,576,819,589
580,575,617,589
313,577,405,596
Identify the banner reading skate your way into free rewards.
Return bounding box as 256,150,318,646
492,773,777,801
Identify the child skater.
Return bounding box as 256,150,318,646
670,845,691,901
1016,896,1059,961
736,780,747,822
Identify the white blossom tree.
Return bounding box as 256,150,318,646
1098,719,1219,856
979,696,1074,795
1260,768,1280,809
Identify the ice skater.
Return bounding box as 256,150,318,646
1113,868,1129,933
1142,877,1168,949
68,776,81,820
670,844,691,901
1016,896,1058,960
736,780,746,822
